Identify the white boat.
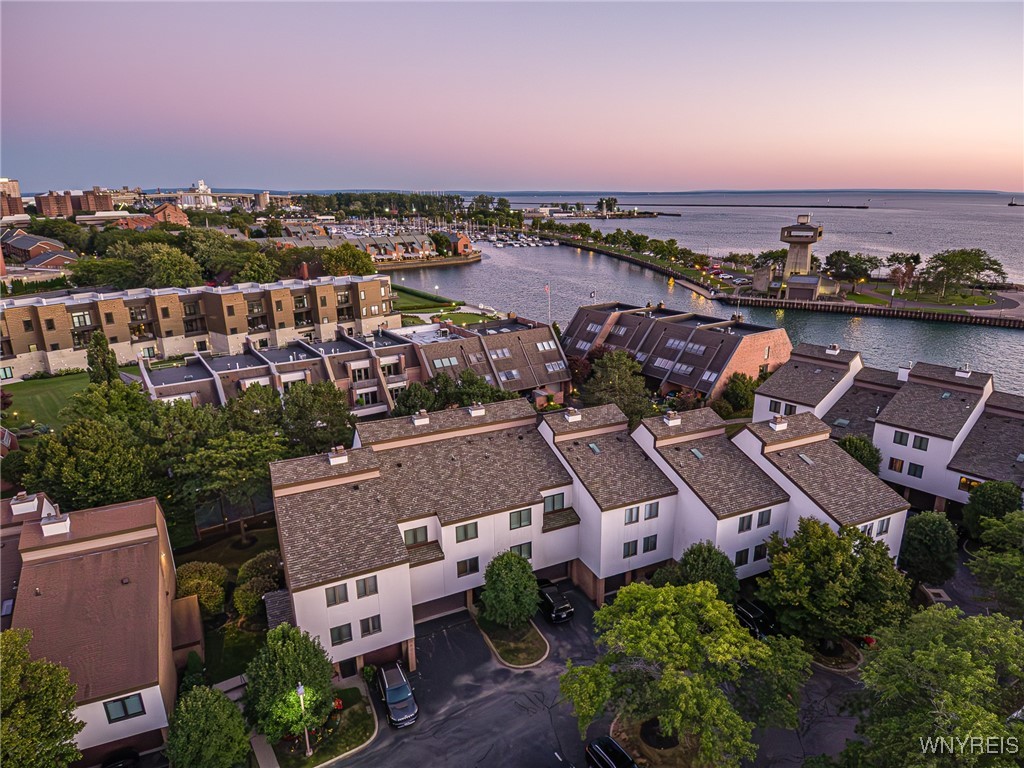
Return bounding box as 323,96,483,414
495,243,504,248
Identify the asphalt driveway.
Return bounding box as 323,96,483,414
344,586,608,768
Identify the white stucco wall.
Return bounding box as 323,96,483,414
76,685,168,751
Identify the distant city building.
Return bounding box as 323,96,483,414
23,250,79,270
111,214,161,231
2,493,202,766
0,229,66,263
33,187,114,217
254,191,271,210
561,302,792,400
179,179,215,209
1,192,24,217
151,203,190,227
0,177,21,198
781,214,822,279
34,191,75,217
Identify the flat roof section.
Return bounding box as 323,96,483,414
308,337,370,356
203,352,270,373
147,360,214,387
257,346,321,364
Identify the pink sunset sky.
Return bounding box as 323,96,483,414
2,1,1022,193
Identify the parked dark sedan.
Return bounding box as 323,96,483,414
585,736,639,768
538,578,575,623
376,661,419,728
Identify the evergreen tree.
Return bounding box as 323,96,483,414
581,350,654,429
86,332,119,385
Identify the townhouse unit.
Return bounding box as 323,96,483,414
752,345,1023,513
138,315,570,415
270,400,908,678
1,493,202,767
1,228,66,263
560,302,792,400
0,275,400,381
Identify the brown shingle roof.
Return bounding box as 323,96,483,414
745,411,833,447
854,366,903,389
755,358,849,407
542,403,627,436
987,391,1024,415
556,433,676,510
542,507,580,532
640,408,724,441
823,385,898,441
763,439,909,526
908,362,992,391
789,342,860,365
947,413,1024,487
657,435,789,518
17,497,160,552
876,382,983,440
355,398,537,446
407,541,445,567
269,448,380,488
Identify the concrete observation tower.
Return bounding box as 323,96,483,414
780,214,823,279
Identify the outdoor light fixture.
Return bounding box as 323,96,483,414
297,682,312,757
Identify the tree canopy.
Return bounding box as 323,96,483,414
920,248,1007,297
479,551,539,629
281,381,355,455
757,517,911,644
962,480,1021,540
166,685,251,768
898,511,958,589
320,242,375,276
86,332,119,385
0,629,84,768
580,350,654,429
245,624,335,742
391,370,513,416
560,582,811,768
970,510,1024,618
721,372,757,413
651,540,739,603
836,434,882,474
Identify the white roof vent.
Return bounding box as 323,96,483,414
769,415,788,431
825,344,841,356
955,363,971,378
663,410,681,427
327,447,349,466
467,402,485,417
897,361,913,382
10,491,38,517
412,410,430,426
563,407,582,423
40,505,70,536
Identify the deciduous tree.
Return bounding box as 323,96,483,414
581,350,654,429
836,435,882,474
222,383,283,434
320,242,374,276
86,332,120,385
238,249,279,284
898,511,958,590
920,248,1007,298
245,624,334,742
167,685,251,768
282,381,355,455
963,480,1021,540
721,372,757,413
651,540,739,602
479,551,539,629
0,629,84,768
970,510,1024,617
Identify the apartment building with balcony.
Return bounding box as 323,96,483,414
271,399,908,677
0,275,399,381
560,302,792,400
752,348,1023,514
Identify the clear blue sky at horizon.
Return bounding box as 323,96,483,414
2,1,1022,193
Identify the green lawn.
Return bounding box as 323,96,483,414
2,365,142,432
846,292,890,306
391,285,459,312
476,615,547,666
204,622,267,683
871,282,997,307
273,688,374,767
434,312,498,326
176,526,279,570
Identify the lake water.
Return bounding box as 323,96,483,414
392,240,1024,395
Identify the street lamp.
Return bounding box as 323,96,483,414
297,682,312,757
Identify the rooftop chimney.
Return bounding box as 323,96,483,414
467,402,485,417
10,491,36,516
564,407,582,423
327,446,349,466
663,410,681,427
40,505,70,536
955,363,972,378
797,214,811,224
825,343,841,356
412,410,430,426
769,415,788,432
897,361,913,382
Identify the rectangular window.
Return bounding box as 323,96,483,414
161,306,170,319
544,493,565,513
467,352,485,364
757,509,771,528
912,435,930,451
738,514,753,533
44,318,55,331
576,341,592,352
498,369,520,382
275,300,284,312
753,543,768,561
433,357,458,370
51,343,61,350
227,305,235,316
359,615,382,637
355,576,377,598
764,346,771,360
908,462,924,479
105,311,116,324
623,540,638,558
455,522,478,542
701,370,718,383
536,340,557,351
489,348,511,359
888,457,904,473
769,400,781,414
783,403,797,416
644,502,659,520
0,367,13,380
510,542,532,559
877,518,891,536
643,535,658,553
104,693,145,723
294,295,309,309
330,624,353,646
893,430,909,446
545,361,566,372
325,584,348,606
247,301,264,315
457,557,479,577
673,363,694,376
860,522,875,537
624,507,639,525
652,357,673,369
586,322,603,333
72,312,93,328
321,295,328,307
958,476,981,493
403,526,428,546
735,549,749,567
510,509,531,529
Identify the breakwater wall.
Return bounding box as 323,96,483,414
376,252,482,271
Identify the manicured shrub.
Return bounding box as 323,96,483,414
233,575,277,619
177,561,228,588
237,549,282,587
179,579,225,618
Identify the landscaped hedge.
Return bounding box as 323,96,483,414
177,561,228,587
237,549,282,588
233,575,277,619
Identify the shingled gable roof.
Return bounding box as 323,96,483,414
755,348,852,407
269,447,380,490
875,382,984,440
947,413,1024,487
556,431,676,510
542,403,627,437
355,397,537,446
908,362,993,391
745,411,833,448
788,342,860,365
639,408,725,442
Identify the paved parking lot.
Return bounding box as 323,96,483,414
345,586,608,768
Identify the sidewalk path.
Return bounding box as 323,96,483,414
250,733,280,768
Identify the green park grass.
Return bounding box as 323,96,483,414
392,285,459,313
2,365,142,432
273,687,374,767
846,292,890,306
433,312,498,326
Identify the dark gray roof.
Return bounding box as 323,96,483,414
203,352,269,373
356,398,537,446
556,432,676,510
657,435,788,518
24,250,77,267
640,408,725,441
876,382,983,440
542,507,580,532
6,233,64,251
263,589,295,629
745,411,833,447
854,366,903,389
823,385,898,441
755,358,849,407
764,440,910,526
147,360,213,386
542,404,627,436
947,413,1024,487
908,362,993,391
987,391,1024,415
270,448,379,488
790,342,860,365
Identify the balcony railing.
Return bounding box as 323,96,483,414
385,373,407,385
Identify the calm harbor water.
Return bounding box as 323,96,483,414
394,241,1024,395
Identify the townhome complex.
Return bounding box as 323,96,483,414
560,302,792,400
269,399,908,676
0,275,399,381
1,493,202,767
752,343,1024,513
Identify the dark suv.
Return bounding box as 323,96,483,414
585,736,638,768
375,661,418,728
734,598,777,639
538,578,575,623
